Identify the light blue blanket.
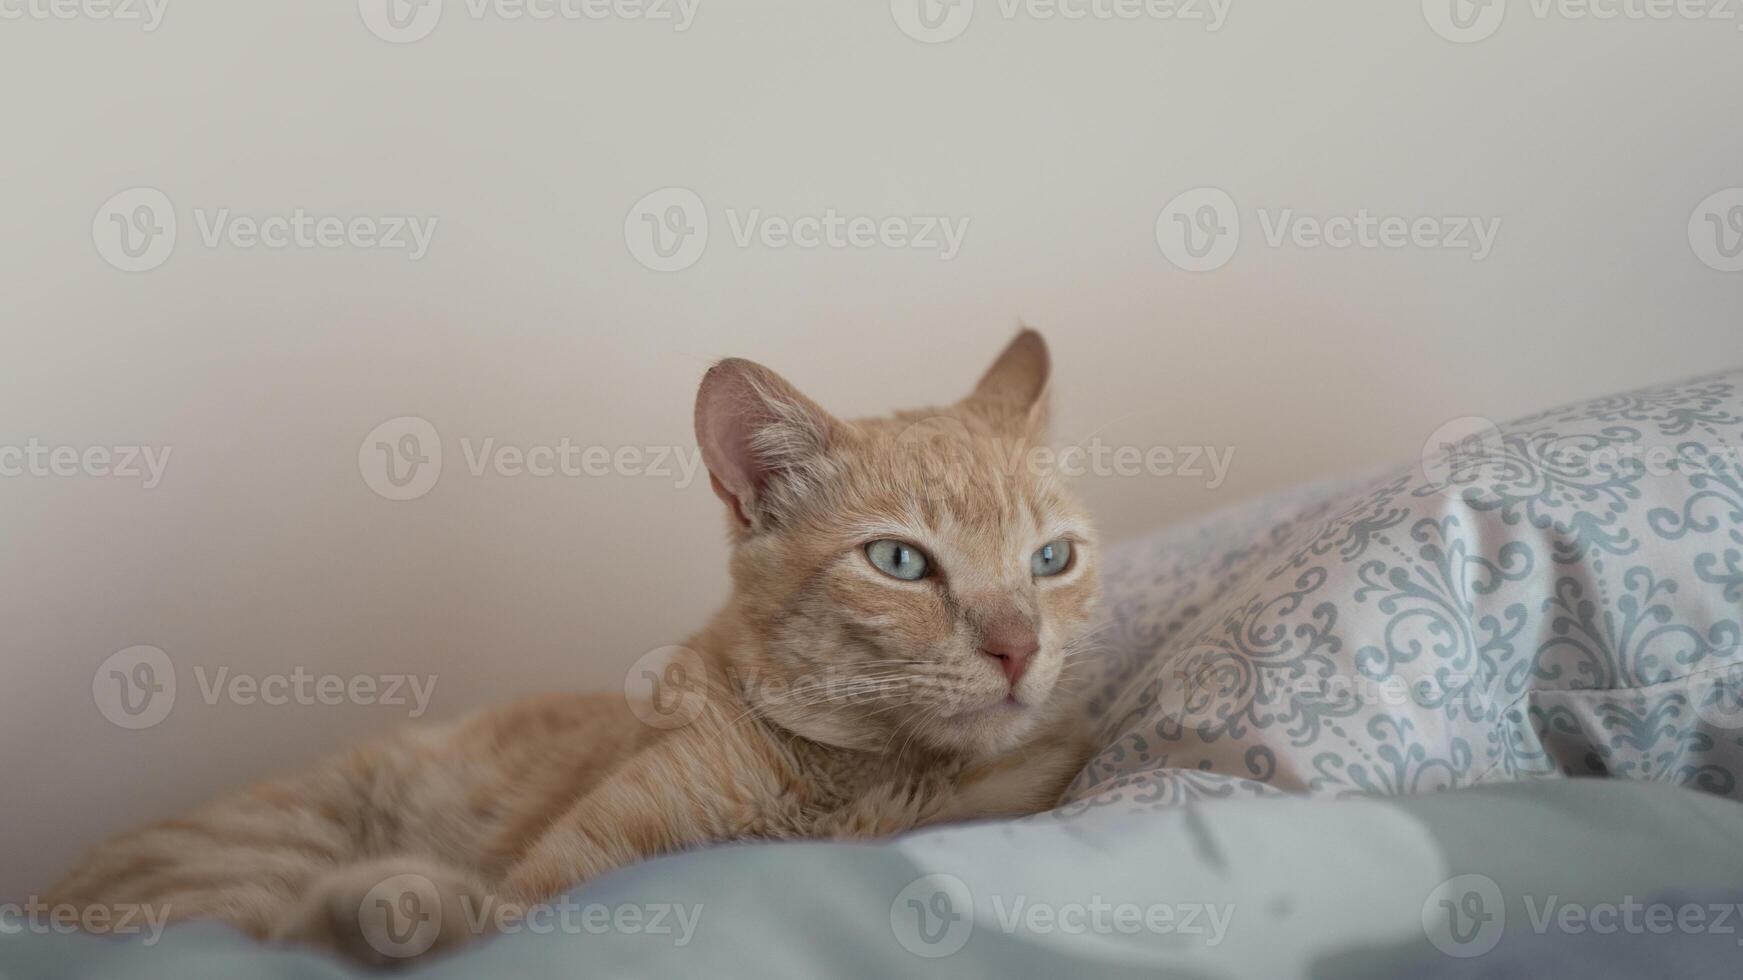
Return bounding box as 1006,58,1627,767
5,781,1743,978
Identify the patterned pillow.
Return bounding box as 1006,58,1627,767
1061,368,1743,815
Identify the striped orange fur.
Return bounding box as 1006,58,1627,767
49,330,1101,966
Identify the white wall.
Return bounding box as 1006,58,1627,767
3,0,1741,896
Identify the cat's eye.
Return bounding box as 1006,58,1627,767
865,539,930,581
1032,540,1073,577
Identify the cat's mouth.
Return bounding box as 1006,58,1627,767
945,691,1028,719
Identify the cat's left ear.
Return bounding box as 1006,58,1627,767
695,358,841,532
960,327,1050,438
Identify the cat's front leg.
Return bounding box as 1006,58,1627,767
929,726,1095,825
495,717,786,906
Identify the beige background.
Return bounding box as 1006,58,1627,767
3,0,1742,896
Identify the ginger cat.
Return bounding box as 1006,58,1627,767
49,330,1101,966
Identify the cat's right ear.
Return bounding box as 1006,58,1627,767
694,358,840,531
960,328,1051,439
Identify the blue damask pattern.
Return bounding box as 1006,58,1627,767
1060,369,1743,814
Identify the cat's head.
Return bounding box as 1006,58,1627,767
694,330,1098,760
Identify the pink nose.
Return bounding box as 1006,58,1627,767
981,622,1039,688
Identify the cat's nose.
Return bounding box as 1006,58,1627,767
980,622,1039,687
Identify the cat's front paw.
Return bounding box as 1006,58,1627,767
272,857,500,969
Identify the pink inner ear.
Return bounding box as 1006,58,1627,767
694,358,836,529
695,365,775,524
708,473,751,527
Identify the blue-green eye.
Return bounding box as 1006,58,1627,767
1032,540,1072,577
866,540,930,581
